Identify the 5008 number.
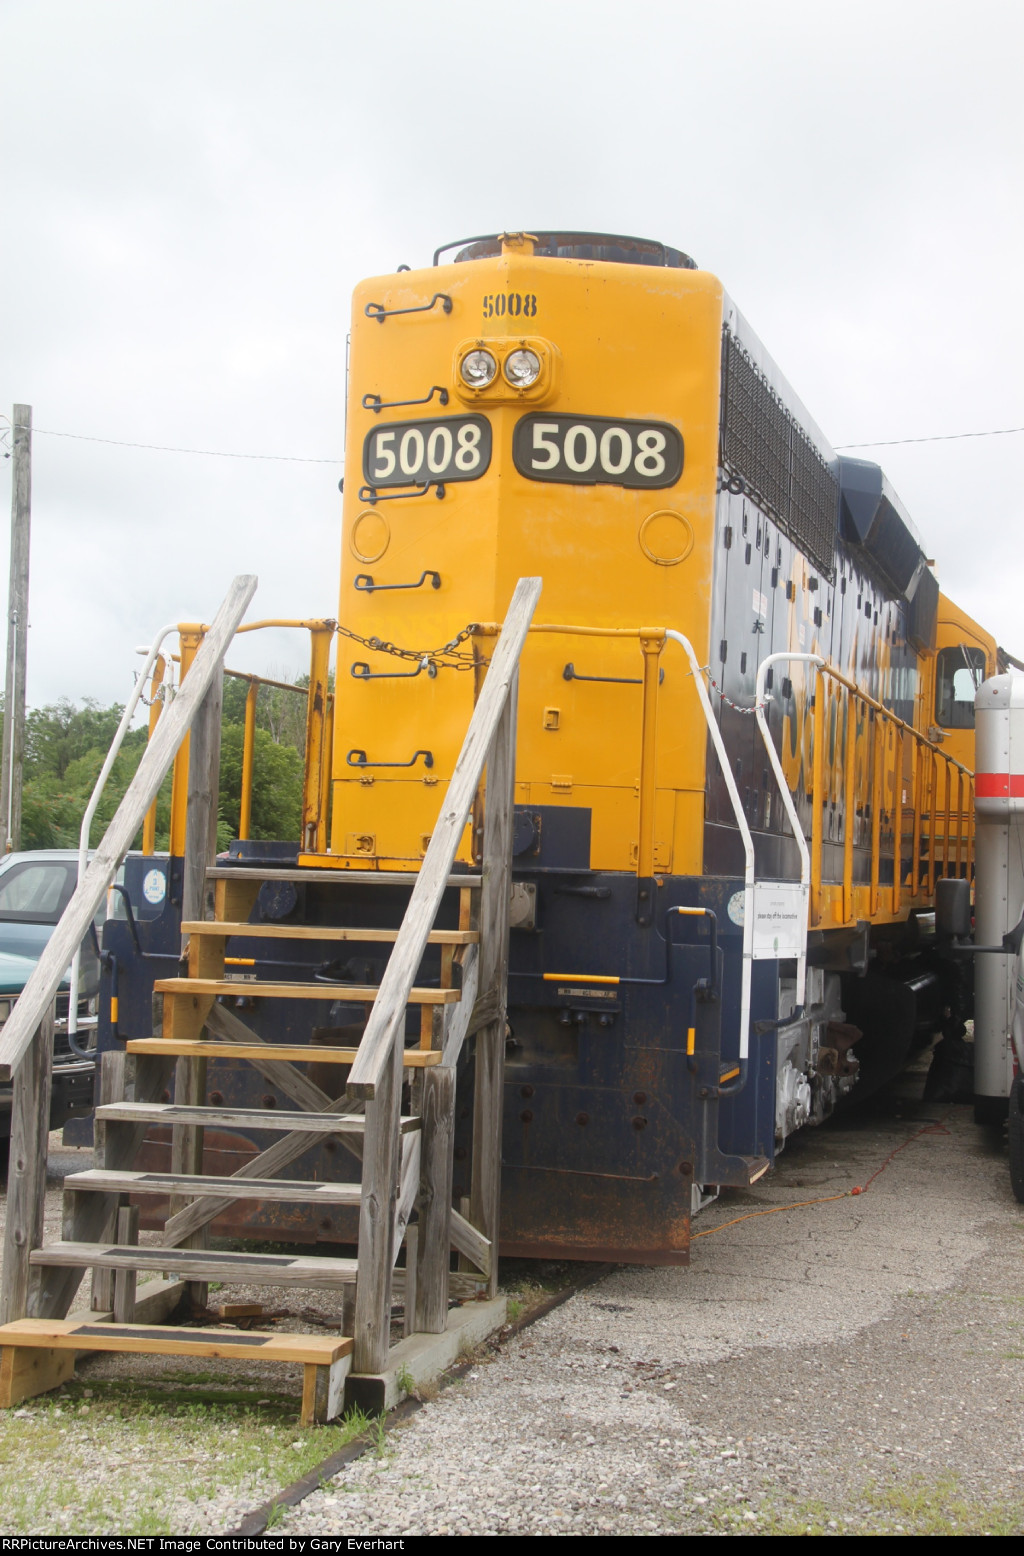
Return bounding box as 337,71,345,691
362,414,492,489
512,413,683,489
482,292,537,319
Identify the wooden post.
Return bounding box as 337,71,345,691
112,1205,140,1323
91,1050,128,1311
0,405,31,855
352,1031,403,1375
414,1065,455,1332
469,677,518,1301
0,1008,53,1322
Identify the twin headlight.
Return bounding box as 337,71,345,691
459,347,542,390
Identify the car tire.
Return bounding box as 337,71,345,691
1009,1076,1024,1204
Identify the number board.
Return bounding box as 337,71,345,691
363,415,492,489
513,414,683,490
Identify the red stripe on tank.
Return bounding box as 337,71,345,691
975,773,1024,797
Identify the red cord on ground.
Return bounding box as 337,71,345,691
691,1112,951,1242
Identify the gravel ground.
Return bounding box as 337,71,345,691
5,1087,1024,1535
276,1095,1024,1538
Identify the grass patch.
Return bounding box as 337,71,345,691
0,1379,377,1535
499,1258,577,1325
862,1473,1024,1535
757,1474,1024,1537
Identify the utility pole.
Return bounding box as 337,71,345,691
0,405,31,854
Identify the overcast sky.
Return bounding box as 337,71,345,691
2,0,1021,714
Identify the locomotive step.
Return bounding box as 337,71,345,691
125,1038,442,1066
29,1242,358,1287
95,1101,421,1134
154,977,460,1004
64,1167,364,1205
0,1318,351,1366
0,1320,352,1424
181,920,479,945
207,865,481,889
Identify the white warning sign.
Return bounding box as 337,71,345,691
751,881,807,960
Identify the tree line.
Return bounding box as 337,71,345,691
10,673,309,853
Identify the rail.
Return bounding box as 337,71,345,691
0,577,258,1084
799,660,975,927
346,576,541,1376
494,622,974,933
219,668,329,843
151,618,336,857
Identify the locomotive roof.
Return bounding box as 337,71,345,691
434,231,697,269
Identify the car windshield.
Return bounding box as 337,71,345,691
0,862,72,919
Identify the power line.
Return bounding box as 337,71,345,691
3,421,343,465
3,417,1023,463
835,425,1024,449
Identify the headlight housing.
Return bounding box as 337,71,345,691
504,348,541,388
460,349,498,389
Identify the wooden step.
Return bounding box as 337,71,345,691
0,1319,353,1425
207,866,481,888
181,920,479,945
30,1242,358,1287
125,1038,442,1067
64,1169,363,1205
95,1102,421,1134
0,1317,350,1365
154,977,461,1004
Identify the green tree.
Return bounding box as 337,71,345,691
24,698,128,780
221,673,309,755
217,722,303,850
9,687,304,856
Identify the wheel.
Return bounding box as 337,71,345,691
1009,1076,1024,1204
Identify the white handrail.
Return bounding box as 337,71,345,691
665,630,756,1064
67,622,182,1039
754,652,824,1006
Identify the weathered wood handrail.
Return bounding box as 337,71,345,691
346,575,542,1101
349,576,540,1380
0,574,258,1083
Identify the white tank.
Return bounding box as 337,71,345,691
973,674,1024,1107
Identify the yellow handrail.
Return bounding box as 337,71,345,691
160,619,337,855
807,662,974,930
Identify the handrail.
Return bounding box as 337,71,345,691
164,618,336,857
346,576,542,1100
665,630,755,1091
752,654,975,934
0,575,258,1082
755,652,823,1007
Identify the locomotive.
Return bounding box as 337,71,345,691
97,230,1001,1266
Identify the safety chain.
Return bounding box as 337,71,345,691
336,620,484,672
699,665,760,716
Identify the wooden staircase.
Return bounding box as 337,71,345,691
0,576,541,1422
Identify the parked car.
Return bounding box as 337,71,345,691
0,851,103,1157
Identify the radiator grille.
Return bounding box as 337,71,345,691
720,330,838,579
